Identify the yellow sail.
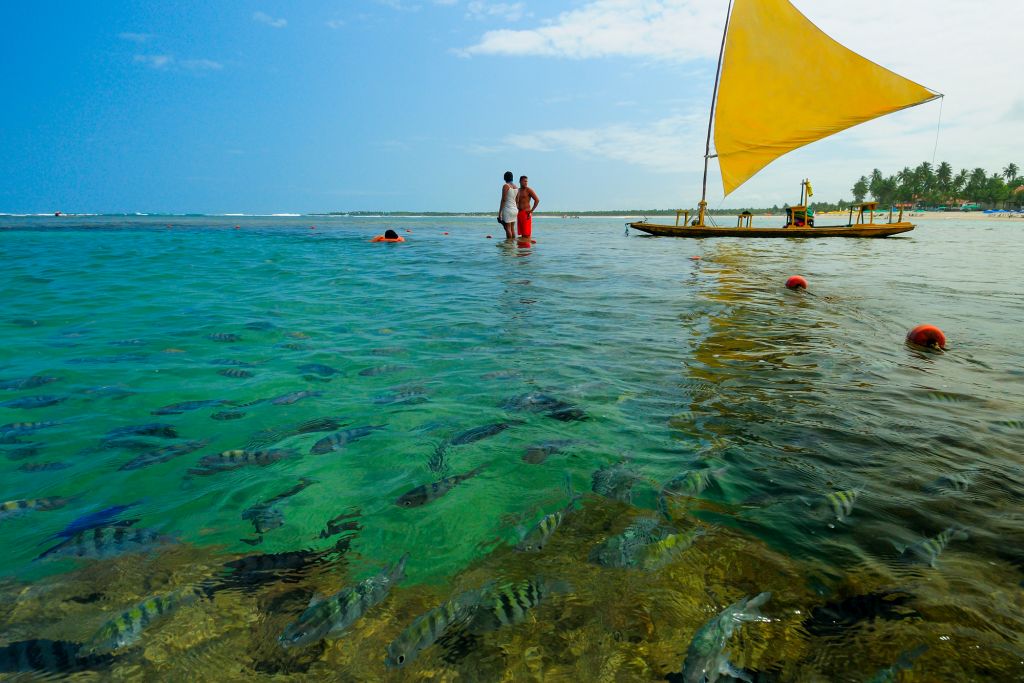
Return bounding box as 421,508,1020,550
714,0,940,196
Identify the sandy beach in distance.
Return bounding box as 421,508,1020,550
811,210,1024,222
903,211,1024,221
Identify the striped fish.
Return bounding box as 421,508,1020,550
104,423,178,440
210,358,256,367
0,638,112,674
899,527,968,567
151,399,225,415
298,363,340,377
358,364,409,377
37,525,171,561
279,553,408,648
310,425,386,454
663,467,723,497
0,376,60,391
682,593,771,683
217,368,253,379
923,471,974,494
468,577,569,632
189,448,297,475
18,461,70,472
450,422,513,446
372,390,428,406
521,439,575,465
0,395,65,409
119,439,210,471
825,489,861,521
270,390,323,406
4,444,41,460
245,416,345,450
0,496,73,521
591,461,641,503
82,588,203,655
516,495,580,552
637,528,705,570
925,391,973,403
0,421,60,436
385,586,488,668
395,465,485,507
589,517,673,569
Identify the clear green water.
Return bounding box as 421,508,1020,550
1,215,1022,679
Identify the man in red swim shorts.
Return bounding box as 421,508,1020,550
516,175,539,239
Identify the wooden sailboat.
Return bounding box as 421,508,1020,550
629,0,941,238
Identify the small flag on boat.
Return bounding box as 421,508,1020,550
806,180,814,197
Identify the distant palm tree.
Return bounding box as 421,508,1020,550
952,169,969,201
936,162,952,191
1003,163,1020,184
868,168,885,201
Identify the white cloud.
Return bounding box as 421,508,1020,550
133,54,172,69
118,32,153,43
505,113,707,173
459,0,722,60
466,1,526,22
253,11,287,28
376,0,421,10
132,55,224,72
326,19,346,29
181,59,223,71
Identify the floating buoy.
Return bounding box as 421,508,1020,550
690,255,701,261
785,275,808,290
442,232,448,235
234,225,240,229
310,226,316,230
405,229,412,233
486,235,492,239
907,324,946,350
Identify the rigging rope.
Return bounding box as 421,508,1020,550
931,95,945,165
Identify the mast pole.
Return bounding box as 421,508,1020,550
699,0,734,227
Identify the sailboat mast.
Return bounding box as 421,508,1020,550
700,0,734,208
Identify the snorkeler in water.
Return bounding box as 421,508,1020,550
372,229,405,243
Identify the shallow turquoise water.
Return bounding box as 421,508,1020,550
1,215,1022,678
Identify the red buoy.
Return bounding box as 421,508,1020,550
234,225,240,229
405,229,412,233
442,232,449,235
907,324,946,350
690,255,701,261
786,275,808,290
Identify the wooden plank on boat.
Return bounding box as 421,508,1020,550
627,222,915,238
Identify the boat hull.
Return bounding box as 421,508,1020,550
627,222,915,238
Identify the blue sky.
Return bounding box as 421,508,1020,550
1,1,1020,213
